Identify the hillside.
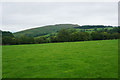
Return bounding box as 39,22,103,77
13,24,79,37
13,24,113,37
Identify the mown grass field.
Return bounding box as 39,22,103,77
2,40,118,78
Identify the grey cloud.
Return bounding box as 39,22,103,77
1,2,118,32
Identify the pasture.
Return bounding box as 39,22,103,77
2,40,118,78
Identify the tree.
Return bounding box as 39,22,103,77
50,36,57,43
70,32,91,41
2,36,16,45
57,29,71,42
2,31,14,38
18,35,34,44
94,28,97,31
34,37,48,44
2,31,16,45
111,33,120,39
91,32,104,40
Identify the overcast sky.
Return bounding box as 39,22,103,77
0,2,118,32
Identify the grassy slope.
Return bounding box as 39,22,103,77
36,27,114,38
2,40,118,78
14,24,113,38
14,24,79,37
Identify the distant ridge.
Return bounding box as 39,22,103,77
13,24,80,37
13,24,113,37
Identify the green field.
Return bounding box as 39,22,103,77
2,40,118,78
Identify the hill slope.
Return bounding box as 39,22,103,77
14,24,79,37
13,24,113,37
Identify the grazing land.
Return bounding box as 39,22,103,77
2,40,118,78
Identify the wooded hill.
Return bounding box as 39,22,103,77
1,24,119,45
13,24,79,37
13,24,113,37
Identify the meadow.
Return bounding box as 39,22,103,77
2,40,118,78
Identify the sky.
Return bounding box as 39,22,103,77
0,1,118,32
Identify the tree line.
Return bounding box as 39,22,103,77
74,25,113,29
1,27,120,45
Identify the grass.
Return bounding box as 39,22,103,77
2,40,118,78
